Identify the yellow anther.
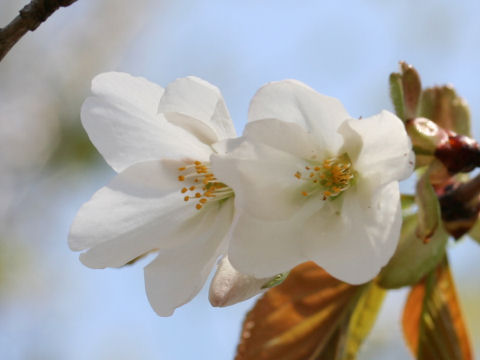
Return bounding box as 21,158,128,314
189,186,196,191
309,172,315,178
305,166,311,170
314,166,321,171
196,204,202,210
181,187,188,193
178,175,185,181
195,193,202,198
184,196,190,201
294,171,301,179
302,191,308,196
178,166,186,171
194,161,202,165
199,198,208,204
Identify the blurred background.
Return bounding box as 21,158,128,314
1,0,480,359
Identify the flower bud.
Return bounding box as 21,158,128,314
406,118,449,168
435,134,480,175
438,176,480,239
209,257,270,307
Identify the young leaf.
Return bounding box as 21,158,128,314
342,283,387,360
389,62,422,121
400,62,422,119
378,213,447,289
402,259,473,360
235,262,362,360
390,72,406,121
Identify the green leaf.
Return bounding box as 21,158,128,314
341,283,387,360
402,258,473,360
378,213,448,289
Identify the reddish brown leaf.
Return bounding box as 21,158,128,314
402,259,473,360
235,262,361,360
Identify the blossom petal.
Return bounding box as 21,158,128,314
158,76,236,142
209,256,269,307
82,78,213,173
69,160,232,269
338,110,414,186
243,119,324,159
212,138,320,221
91,72,164,116
227,212,308,278
248,80,350,152
302,180,402,284
144,198,234,316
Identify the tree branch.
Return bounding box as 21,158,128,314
0,0,78,62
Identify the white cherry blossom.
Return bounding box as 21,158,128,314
69,72,237,316
211,80,415,284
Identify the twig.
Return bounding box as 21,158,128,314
0,0,78,62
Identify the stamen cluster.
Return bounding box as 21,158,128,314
178,161,233,210
294,154,355,200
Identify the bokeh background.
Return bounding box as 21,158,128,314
1,0,480,359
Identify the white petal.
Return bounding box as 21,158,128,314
81,97,212,173
243,119,325,159
339,110,415,187
227,211,308,278
158,76,236,142
209,257,269,307
144,198,234,316
302,180,402,284
248,80,349,152
212,139,312,221
91,72,164,116
69,160,232,269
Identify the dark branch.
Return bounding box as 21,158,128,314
0,0,78,62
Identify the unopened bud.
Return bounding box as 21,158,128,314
209,257,270,307
435,134,480,175
438,175,480,239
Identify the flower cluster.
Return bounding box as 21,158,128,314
69,73,414,316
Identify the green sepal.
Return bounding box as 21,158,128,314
415,166,441,241
261,271,289,289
